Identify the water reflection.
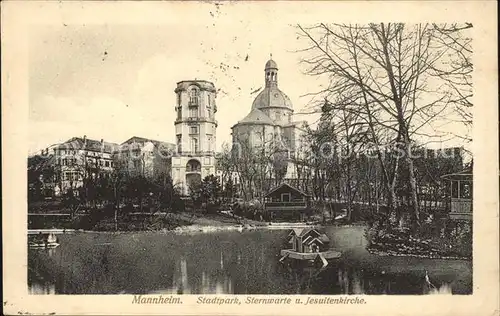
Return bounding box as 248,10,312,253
28,228,471,295
28,282,55,294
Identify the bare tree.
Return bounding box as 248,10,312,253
216,142,236,195
297,23,472,226
431,23,473,141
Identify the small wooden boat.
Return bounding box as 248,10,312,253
28,232,60,249
279,228,341,268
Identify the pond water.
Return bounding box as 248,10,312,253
28,226,472,295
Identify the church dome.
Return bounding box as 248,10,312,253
236,108,275,126
252,87,293,110
265,59,278,70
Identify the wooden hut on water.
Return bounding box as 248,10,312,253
287,228,330,253
279,228,341,265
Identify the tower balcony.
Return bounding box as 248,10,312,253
177,150,216,157
175,117,218,126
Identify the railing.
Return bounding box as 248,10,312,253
265,201,307,207
175,117,217,124
450,199,472,213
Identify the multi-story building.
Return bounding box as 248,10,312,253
171,80,218,194
43,136,118,195
113,136,176,179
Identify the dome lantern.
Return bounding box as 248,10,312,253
265,54,278,87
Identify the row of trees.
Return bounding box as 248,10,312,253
28,156,183,219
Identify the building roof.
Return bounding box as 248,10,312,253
54,137,119,153
251,86,293,110
265,59,278,70
120,136,175,149
235,108,275,126
288,228,305,237
299,228,321,238
265,182,310,198
441,166,473,180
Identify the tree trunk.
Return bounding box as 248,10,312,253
404,140,421,225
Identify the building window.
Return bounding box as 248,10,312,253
177,135,182,153
189,88,199,105
276,111,281,122
460,181,472,199
191,138,198,153
177,107,182,120
190,126,198,134
207,136,211,152
189,107,198,118
451,181,459,198
105,161,110,167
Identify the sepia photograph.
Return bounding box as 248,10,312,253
26,20,474,296
2,1,498,315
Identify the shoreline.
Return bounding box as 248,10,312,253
28,224,471,261
367,248,471,261
28,222,322,235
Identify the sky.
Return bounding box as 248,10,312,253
28,19,326,154
28,12,470,155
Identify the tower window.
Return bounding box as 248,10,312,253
177,93,181,106
190,126,198,134
189,107,198,118
191,138,199,153
189,88,200,105
276,111,281,121
177,135,182,153
177,107,182,120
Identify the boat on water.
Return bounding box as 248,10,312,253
279,228,341,268
28,232,60,249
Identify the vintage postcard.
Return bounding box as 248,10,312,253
2,1,498,315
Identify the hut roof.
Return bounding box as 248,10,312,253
441,166,473,180
288,228,305,237
304,237,325,245
299,228,321,238
265,182,309,198
302,233,330,245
